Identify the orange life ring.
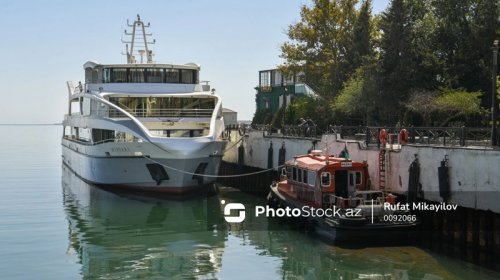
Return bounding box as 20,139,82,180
399,129,409,145
379,129,388,145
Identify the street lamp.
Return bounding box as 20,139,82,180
492,39,498,146
282,80,288,129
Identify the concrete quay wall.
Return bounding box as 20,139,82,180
223,131,500,214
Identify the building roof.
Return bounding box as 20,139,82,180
222,108,237,113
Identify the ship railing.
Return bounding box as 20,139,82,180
107,108,214,118
67,81,88,95
62,136,141,146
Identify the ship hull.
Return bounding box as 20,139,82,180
62,139,226,193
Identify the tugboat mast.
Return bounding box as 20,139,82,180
122,14,156,64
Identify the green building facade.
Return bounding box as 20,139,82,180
255,69,315,115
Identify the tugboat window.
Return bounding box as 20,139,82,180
355,172,362,185
303,170,308,184
286,166,292,178
292,167,297,181
321,172,330,187
298,168,302,182
308,171,315,187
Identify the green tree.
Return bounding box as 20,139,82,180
280,0,359,98
377,0,440,124
405,88,485,126
378,0,413,122
431,0,499,101
251,109,273,125
332,58,379,125
434,88,485,126
405,89,439,126
287,96,333,129
349,0,374,69
470,0,500,108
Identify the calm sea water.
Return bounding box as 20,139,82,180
0,125,499,279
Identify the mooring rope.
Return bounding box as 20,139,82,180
142,156,284,178
223,135,244,153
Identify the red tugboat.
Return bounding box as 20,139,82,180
267,150,419,242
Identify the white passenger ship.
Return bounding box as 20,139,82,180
62,15,227,193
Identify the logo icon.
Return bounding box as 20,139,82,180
221,200,246,223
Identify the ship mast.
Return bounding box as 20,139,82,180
122,14,156,64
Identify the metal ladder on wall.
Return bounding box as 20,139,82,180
379,149,386,191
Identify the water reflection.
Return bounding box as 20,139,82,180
62,165,500,280
220,189,499,280
62,165,226,279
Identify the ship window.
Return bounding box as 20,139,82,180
349,173,354,186
307,171,315,187
92,129,115,144
181,69,195,84
321,172,331,187
78,128,91,142
103,68,111,83
111,68,128,83
146,68,164,83
130,68,145,83
115,131,136,142
297,168,302,182
91,69,98,83
355,172,362,185
63,126,71,137
302,170,308,184
165,69,180,83
85,67,92,83
70,99,80,115
109,96,215,118
82,97,91,116
292,167,297,181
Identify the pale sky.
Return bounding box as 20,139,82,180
0,0,388,124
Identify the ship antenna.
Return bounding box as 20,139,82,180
121,14,156,64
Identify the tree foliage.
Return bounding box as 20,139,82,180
280,0,359,98
275,0,499,128
251,109,273,125
405,88,484,126
287,96,333,129
332,59,379,124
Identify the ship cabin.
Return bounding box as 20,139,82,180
82,61,201,89
65,61,223,142
278,150,370,209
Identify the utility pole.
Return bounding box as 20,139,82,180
492,40,498,146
